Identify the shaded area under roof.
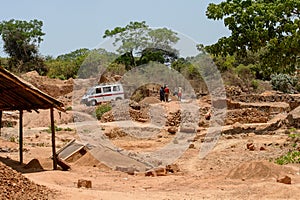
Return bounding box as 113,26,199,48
0,67,64,111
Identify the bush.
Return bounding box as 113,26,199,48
234,64,256,89
251,79,259,90
95,103,112,120
275,151,300,165
270,73,298,93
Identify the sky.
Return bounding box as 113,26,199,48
0,0,230,58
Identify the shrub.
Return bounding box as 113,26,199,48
45,125,63,133
66,106,72,111
95,103,112,120
275,151,300,165
234,64,256,88
270,73,298,93
251,79,259,90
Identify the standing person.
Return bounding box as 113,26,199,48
159,86,165,101
178,86,182,101
164,85,170,102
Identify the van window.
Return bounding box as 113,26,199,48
103,86,112,93
113,85,120,91
96,88,102,94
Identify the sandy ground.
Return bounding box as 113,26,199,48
1,100,300,200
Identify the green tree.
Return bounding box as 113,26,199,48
0,19,46,73
103,21,179,69
205,0,300,78
78,48,118,78
46,48,90,79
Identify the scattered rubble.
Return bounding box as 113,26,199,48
0,162,53,199
277,175,292,184
77,179,92,188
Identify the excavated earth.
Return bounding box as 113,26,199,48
0,73,300,199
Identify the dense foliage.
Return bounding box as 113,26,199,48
205,0,300,79
95,103,112,120
0,19,46,74
270,73,298,93
46,48,90,79
103,21,179,70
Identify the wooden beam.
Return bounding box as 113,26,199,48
19,110,23,164
50,107,57,170
0,110,2,136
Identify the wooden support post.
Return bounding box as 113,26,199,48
50,107,57,170
19,110,23,164
0,110,2,136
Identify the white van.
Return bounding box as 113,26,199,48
81,83,124,106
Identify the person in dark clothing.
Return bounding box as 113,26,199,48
159,86,165,101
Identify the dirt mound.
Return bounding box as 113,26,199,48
226,160,292,180
140,97,161,104
101,100,150,123
21,70,74,98
104,127,128,139
24,159,44,171
23,109,74,128
225,108,269,125
0,162,53,199
73,151,111,170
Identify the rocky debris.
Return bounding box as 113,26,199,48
277,175,292,184
129,101,141,110
246,143,255,151
260,146,266,151
225,108,269,125
167,126,177,134
0,162,53,199
115,166,139,175
98,73,119,84
101,100,150,123
104,127,127,139
21,70,74,98
166,110,181,127
226,86,243,97
166,164,180,173
145,166,166,177
230,93,300,110
204,110,211,120
116,163,180,176
1,111,19,128
222,111,287,135
77,179,92,188
180,126,196,133
286,105,300,128
0,147,18,153
139,97,161,105
1,120,17,128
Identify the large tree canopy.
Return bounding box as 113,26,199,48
205,0,300,76
0,19,45,73
103,21,179,69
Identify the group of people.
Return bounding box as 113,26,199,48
159,85,182,102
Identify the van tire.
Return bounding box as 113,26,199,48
116,97,122,101
90,100,97,106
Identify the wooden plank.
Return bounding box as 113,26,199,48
56,157,71,171
19,110,23,164
0,110,2,136
56,138,76,156
50,108,57,170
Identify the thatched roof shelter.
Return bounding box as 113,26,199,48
0,66,65,169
